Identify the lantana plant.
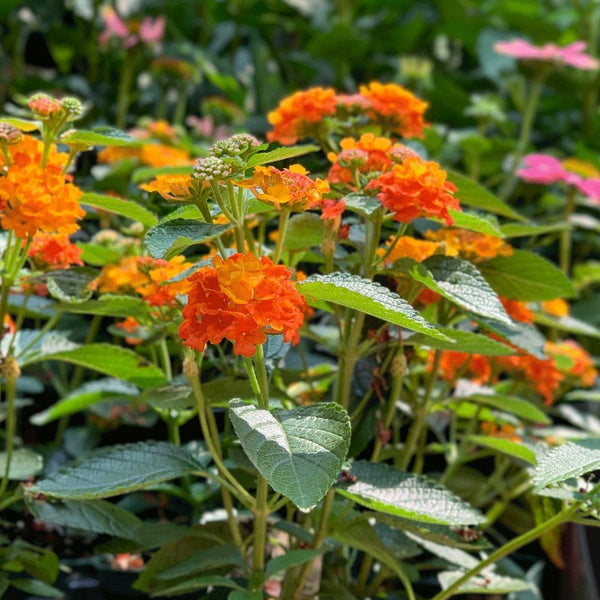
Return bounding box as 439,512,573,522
0,77,598,600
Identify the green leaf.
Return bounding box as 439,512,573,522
285,212,325,250
11,579,64,598
573,261,600,291
61,126,138,147
446,169,525,221
500,222,566,238
155,544,244,580
54,295,150,318
406,327,515,356
149,576,244,597
142,379,194,412
465,393,550,424
533,439,600,489
30,379,139,425
246,144,319,168
21,343,166,389
0,449,42,480
475,316,546,359
228,592,262,600
335,461,484,526
229,400,351,510
343,193,381,217
478,250,575,301
297,273,449,341
533,312,600,339
265,549,324,578
412,256,511,324
29,442,208,499
438,571,532,594
145,218,229,259
0,117,41,132
77,242,121,266
132,165,193,183
80,192,158,228
45,267,97,303
439,210,502,237
27,498,143,540
470,435,537,464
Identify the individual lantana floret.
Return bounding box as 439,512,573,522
179,253,307,356
424,229,513,262
267,87,337,145
28,233,83,270
366,156,460,225
237,164,329,211
358,82,429,138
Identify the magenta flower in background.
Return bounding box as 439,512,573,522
495,39,598,70
575,178,600,202
139,15,166,44
516,154,576,185
99,6,165,49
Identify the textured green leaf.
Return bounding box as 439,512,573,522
413,256,511,324
27,498,142,540
265,549,324,577
475,316,546,359
229,400,351,510
21,343,166,389
446,169,525,220
470,435,537,464
142,379,194,412
297,273,449,341
406,327,515,356
478,250,575,301
145,218,229,259
246,144,319,168
466,393,550,424
30,379,138,425
343,194,381,217
533,312,600,339
0,448,43,480
61,127,138,147
45,267,97,303
336,461,484,525
533,439,600,489
286,212,325,250
80,193,158,227
29,442,208,499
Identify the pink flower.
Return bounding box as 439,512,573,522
495,38,598,70
575,178,600,202
140,16,166,44
516,154,576,185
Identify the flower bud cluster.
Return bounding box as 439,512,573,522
193,156,233,183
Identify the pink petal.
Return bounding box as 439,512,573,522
516,154,568,184
575,178,600,202
101,6,129,39
139,15,166,44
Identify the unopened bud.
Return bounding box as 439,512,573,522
337,148,368,169
210,134,260,159
28,94,63,118
389,145,418,164
434,241,448,256
61,97,84,121
0,123,23,146
182,352,199,379
1,356,21,382
321,239,336,256
390,353,408,378
193,156,232,182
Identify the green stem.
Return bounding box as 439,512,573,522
273,209,290,264
430,504,579,600
116,54,135,129
159,337,173,380
251,475,269,588
0,358,18,501
559,185,576,275
499,71,548,200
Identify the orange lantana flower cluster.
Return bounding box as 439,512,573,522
237,164,329,211
424,229,513,262
366,156,460,225
500,298,535,324
267,83,428,145
179,253,306,356
379,235,439,265
141,174,194,202
94,255,192,307
0,136,84,238
546,340,598,387
28,233,83,270
436,350,493,384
